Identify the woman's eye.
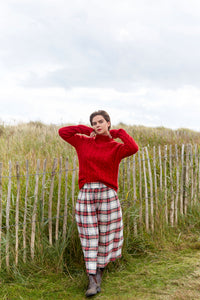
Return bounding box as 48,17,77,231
99,120,103,123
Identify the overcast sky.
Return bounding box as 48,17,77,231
0,0,200,131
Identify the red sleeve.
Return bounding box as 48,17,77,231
110,128,139,159
58,125,93,147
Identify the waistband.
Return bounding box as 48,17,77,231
81,182,107,189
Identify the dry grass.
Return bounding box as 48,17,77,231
164,268,200,300
0,121,199,166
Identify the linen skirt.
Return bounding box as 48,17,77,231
75,182,123,274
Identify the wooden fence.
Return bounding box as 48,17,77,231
0,144,199,268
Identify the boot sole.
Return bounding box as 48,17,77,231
85,291,97,297
86,287,101,297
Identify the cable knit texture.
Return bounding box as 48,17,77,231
58,125,139,191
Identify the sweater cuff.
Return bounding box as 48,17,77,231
110,129,120,139
77,125,94,136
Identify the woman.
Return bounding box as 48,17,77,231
58,110,138,297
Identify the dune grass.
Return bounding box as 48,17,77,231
0,121,200,299
0,121,199,168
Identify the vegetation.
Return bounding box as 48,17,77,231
0,121,199,299
0,121,199,167
1,248,200,299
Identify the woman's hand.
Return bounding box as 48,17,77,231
90,131,96,138
90,131,113,138
108,132,112,139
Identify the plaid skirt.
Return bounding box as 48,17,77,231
75,182,123,275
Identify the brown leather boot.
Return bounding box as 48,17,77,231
85,274,98,297
96,268,104,293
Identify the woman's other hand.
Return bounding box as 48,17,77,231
108,132,112,139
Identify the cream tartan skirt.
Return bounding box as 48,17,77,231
75,182,123,275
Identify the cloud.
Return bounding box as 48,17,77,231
0,83,199,131
1,0,200,90
0,0,200,131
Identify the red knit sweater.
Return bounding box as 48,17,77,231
58,125,139,191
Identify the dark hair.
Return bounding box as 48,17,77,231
90,110,111,130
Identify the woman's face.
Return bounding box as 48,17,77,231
91,115,110,135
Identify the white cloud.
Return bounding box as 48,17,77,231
0,83,199,131
0,0,200,131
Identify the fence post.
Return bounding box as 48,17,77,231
138,151,143,228
190,145,194,205
132,155,137,235
158,146,162,192
180,144,185,215
145,147,154,232
63,157,69,240
169,145,174,227
15,162,20,265
0,163,2,268
6,161,12,268
126,157,131,235
71,155,77,217
31,159,40,259
55,157,62,241
127,156,131,191
194,145,198,204
175,145,179,225
23,160,29,263
184,145,190,214
41,159,47,224
142,148,149,232
199,152,200,201
164,145,168,224
153,146,158,215
48,158,58,246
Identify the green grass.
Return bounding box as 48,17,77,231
1,245,200,299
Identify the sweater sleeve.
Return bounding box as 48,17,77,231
110,128,139,159
58,125,93,147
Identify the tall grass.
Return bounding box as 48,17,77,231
0,121,200,167
0,121,199,278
